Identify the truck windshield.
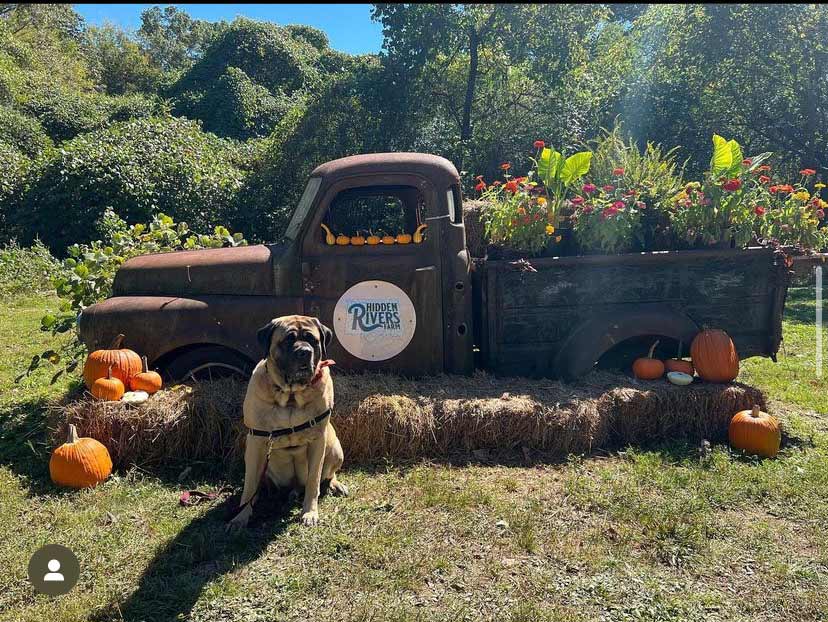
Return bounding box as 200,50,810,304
283,177,322,242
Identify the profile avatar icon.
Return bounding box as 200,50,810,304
44,559,65,582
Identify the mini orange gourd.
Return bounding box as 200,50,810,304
413,224,428,243
729,405,781,458
49,424,113,488
130,356,162,394
91,366,125,401
367,233,381,245
396,232,412,244
83,334,142,389
350,232,366,246
691,329,739,383
381,234,396,245
320,223,336,245
632,340,665,380
336,233,350,246
665,340,695,376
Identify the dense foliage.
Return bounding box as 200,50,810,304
0,3,827,254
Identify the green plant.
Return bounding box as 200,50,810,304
21,209,247,384
0,240,58,294
0,142,31,242
532,144,593,225
479,176,556,256
571,173,646,254
753,170,827,251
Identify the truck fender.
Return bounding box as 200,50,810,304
553,304,700,380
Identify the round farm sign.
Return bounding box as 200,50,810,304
333,281,416,361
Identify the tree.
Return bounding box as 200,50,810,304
83,23,161,95
137,5,223,75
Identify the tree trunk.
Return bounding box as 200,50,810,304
457,28,479,171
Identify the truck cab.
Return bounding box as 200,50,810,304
79,153,475,379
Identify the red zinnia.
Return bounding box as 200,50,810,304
583,205,594,214
500,162,511,171
571,196,584,205
754,206,766,216
533,140,545,149
582,183,597,194
817,209,825,219
514,176,527,183
742,158,752,166
776,184,794,193
722,179,742,192
769,185,779,194
759,175,771,184
757,165,771,172
522,216,531,225
800,168,816,176
612,167,625,176
475,175,484,181
475,182,486,192
504,180,519,193
602,206,618,219
602,184,615,192
612,200,625,210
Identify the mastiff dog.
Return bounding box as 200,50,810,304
228,315,347,529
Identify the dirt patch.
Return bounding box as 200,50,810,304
50,371,765,469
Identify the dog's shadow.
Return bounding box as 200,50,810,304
92,486,295,622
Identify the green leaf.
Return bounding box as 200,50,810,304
537,147,561,187
727,139,743,175
710,134,733,174
560,152,593,186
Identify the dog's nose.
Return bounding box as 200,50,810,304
294,344,313,363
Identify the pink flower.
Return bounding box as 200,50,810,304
742,159,752,166
636,201,646,209
602,185,615,192
759,175,771,184
571,196,584,205
800,168,816,176
817,209,825,219
601,206,618,219
612,167,625,176
722,179,742,192
583,204,594,214
754,206,766,216
533,140,545,149
582,183,597,194
612,200,625,210
475,181,486,192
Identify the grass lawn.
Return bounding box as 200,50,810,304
0,286,826,622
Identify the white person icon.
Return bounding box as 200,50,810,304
28,544,80,596
43,559,65,582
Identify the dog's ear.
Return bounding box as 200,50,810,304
313,317,333,359
256,320,278,357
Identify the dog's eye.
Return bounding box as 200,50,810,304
302,333,317,344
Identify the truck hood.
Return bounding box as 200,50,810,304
112,244,282,296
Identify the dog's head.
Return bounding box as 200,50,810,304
256,315,333,388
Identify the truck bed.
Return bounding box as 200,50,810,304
472,247,791,379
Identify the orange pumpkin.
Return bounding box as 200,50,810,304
83,334,142,389
691,329,739,383
367,234,381,245
50,424,112,488
665,340,694,376
350,233,366,246
335,234,350,246
130,356,162,394
729,405,781,458
381,235,396,245
632,340,665,380
413,224,428,243
320,223,336,245
91,367,125,401
396,233,412,244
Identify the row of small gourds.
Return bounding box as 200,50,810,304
321,224,427,246
632,328,781,458
83,334,163,402
50,335,165,489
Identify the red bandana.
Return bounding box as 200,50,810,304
310,359,336,387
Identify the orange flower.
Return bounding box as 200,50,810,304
533,140,545,149
759,175,771,184
474,181,486,192
800,168,816,176
504,180,519,193
500,162,511,171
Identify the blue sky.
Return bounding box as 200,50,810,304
73,4,384,55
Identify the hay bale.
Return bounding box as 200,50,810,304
462,200,488,258
49,371,765,469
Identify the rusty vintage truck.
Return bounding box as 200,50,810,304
79,153,791,381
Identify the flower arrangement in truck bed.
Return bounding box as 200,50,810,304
475,134,827,256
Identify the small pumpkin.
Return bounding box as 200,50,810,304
632,340,665,380
335,233,350,246
366,233,381,245
50,424,113,488
320,223,336,245
729,405,781,458
130,356,162,394
381,234,396,245
665,340,695,376
691,329,739,383
83,334,142,389
396,232,412,244
413,224,428,244
350,232,366,246
91,366,125,401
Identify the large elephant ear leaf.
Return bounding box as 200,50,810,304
745,151,773,173
560,151,592,186
711,134,733,174
727,139,743,175
537,147,561,186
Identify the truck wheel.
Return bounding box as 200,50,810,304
162,346,254,383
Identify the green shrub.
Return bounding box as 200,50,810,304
0,240,58,295
0,141,30,242
24,209,247,383
14,116,247,253
20,86,110,142
0,104,53,156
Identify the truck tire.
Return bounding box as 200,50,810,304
161,346,254,383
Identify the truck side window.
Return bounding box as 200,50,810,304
323,185,427,243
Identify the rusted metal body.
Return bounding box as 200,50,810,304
79,152,791,381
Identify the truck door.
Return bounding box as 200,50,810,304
299,174,444,375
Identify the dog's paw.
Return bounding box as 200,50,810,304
300,510,319,527
226,506,251,531
328,479,349,497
